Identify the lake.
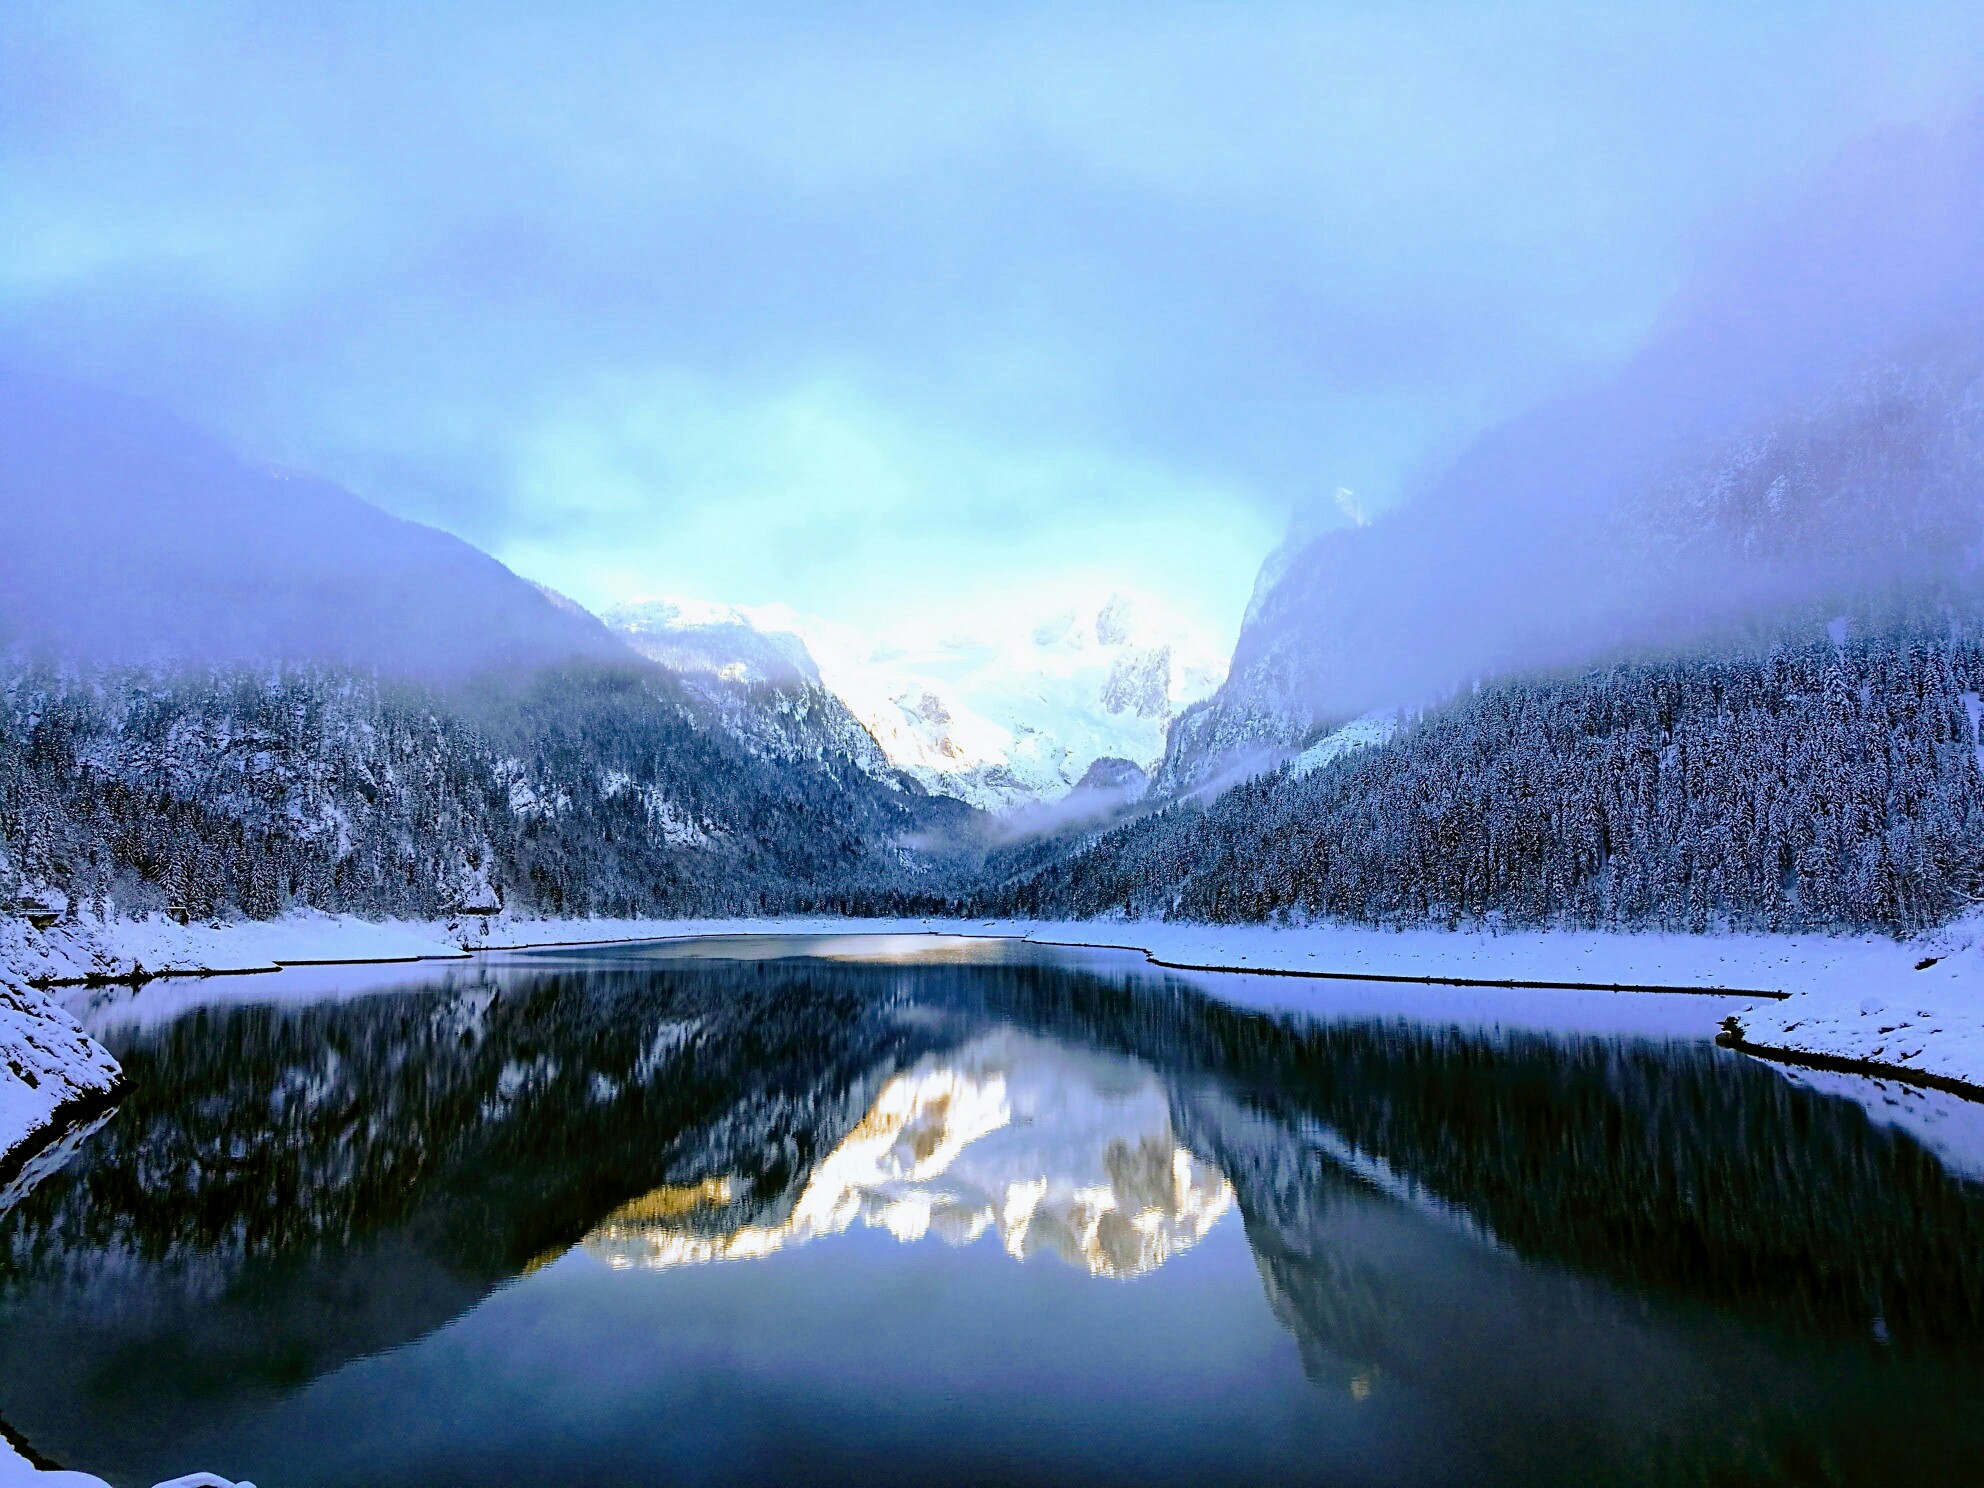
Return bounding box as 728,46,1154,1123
6,935,1984,1486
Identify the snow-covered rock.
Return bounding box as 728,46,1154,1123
603,598,820,687
602,599,899,783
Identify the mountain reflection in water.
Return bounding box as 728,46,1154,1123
583,1029,1233,1277
3,939,1983,1487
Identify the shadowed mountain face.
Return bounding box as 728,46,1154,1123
5,945,1984,1485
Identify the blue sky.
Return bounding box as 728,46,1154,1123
4,2,1983,647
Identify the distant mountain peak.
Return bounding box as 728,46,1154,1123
603,598,821,688
601,591,1225,813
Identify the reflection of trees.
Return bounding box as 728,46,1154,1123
0,960,947,1472
965,963,1984,1350
3,951,1983,1480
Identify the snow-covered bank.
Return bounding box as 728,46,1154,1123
0,924,121,1204
8,907,1984,1115
0,1436,252,1488
0,975,119,1192
1716,915,1984,1099
15,910,466,984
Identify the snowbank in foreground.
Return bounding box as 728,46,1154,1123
0,925,120,1195
0,1437,252,1488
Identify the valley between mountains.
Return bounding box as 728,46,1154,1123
9,113,1984,1192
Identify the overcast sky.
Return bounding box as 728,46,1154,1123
5,2,1983,647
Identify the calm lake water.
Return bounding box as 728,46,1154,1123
6,936,1984,1487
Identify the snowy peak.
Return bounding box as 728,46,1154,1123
1101,646,1173,720
599,591,1226,814
798,591,1225,812
603,599,822,688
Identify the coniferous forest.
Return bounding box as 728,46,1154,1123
984,615,1984,934
0,658,969,924
9,606,1984,936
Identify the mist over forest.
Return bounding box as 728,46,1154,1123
1177,107,1984,781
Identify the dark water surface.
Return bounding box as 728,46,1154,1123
6,937,1984,1487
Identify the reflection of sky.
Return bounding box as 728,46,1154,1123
6,5,1984,643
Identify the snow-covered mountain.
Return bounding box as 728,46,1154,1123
607,593,1225,813
601,599,821,688
603,598,899,784
997,116,1984,935
1158,113,1984,800
0,374,986,934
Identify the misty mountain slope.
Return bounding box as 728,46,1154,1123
993,612,1984,933
1160,112,1984,798
997,351,1984,932
1039,117,1984,936
1164,344,1984,800
0,368,632,678
0,373,985,923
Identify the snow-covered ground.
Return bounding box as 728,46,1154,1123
0,1439,252,1488
0,924,122,1201
55,910,467,980
1723,914,1984,1095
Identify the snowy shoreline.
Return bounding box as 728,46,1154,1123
0,906,1980,1234
5,908,1979,1098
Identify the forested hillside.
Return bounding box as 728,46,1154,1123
986,611,1984,933
0,370,982,925
1017,122,1984,940
0,658,973,924
981,346,1984,937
